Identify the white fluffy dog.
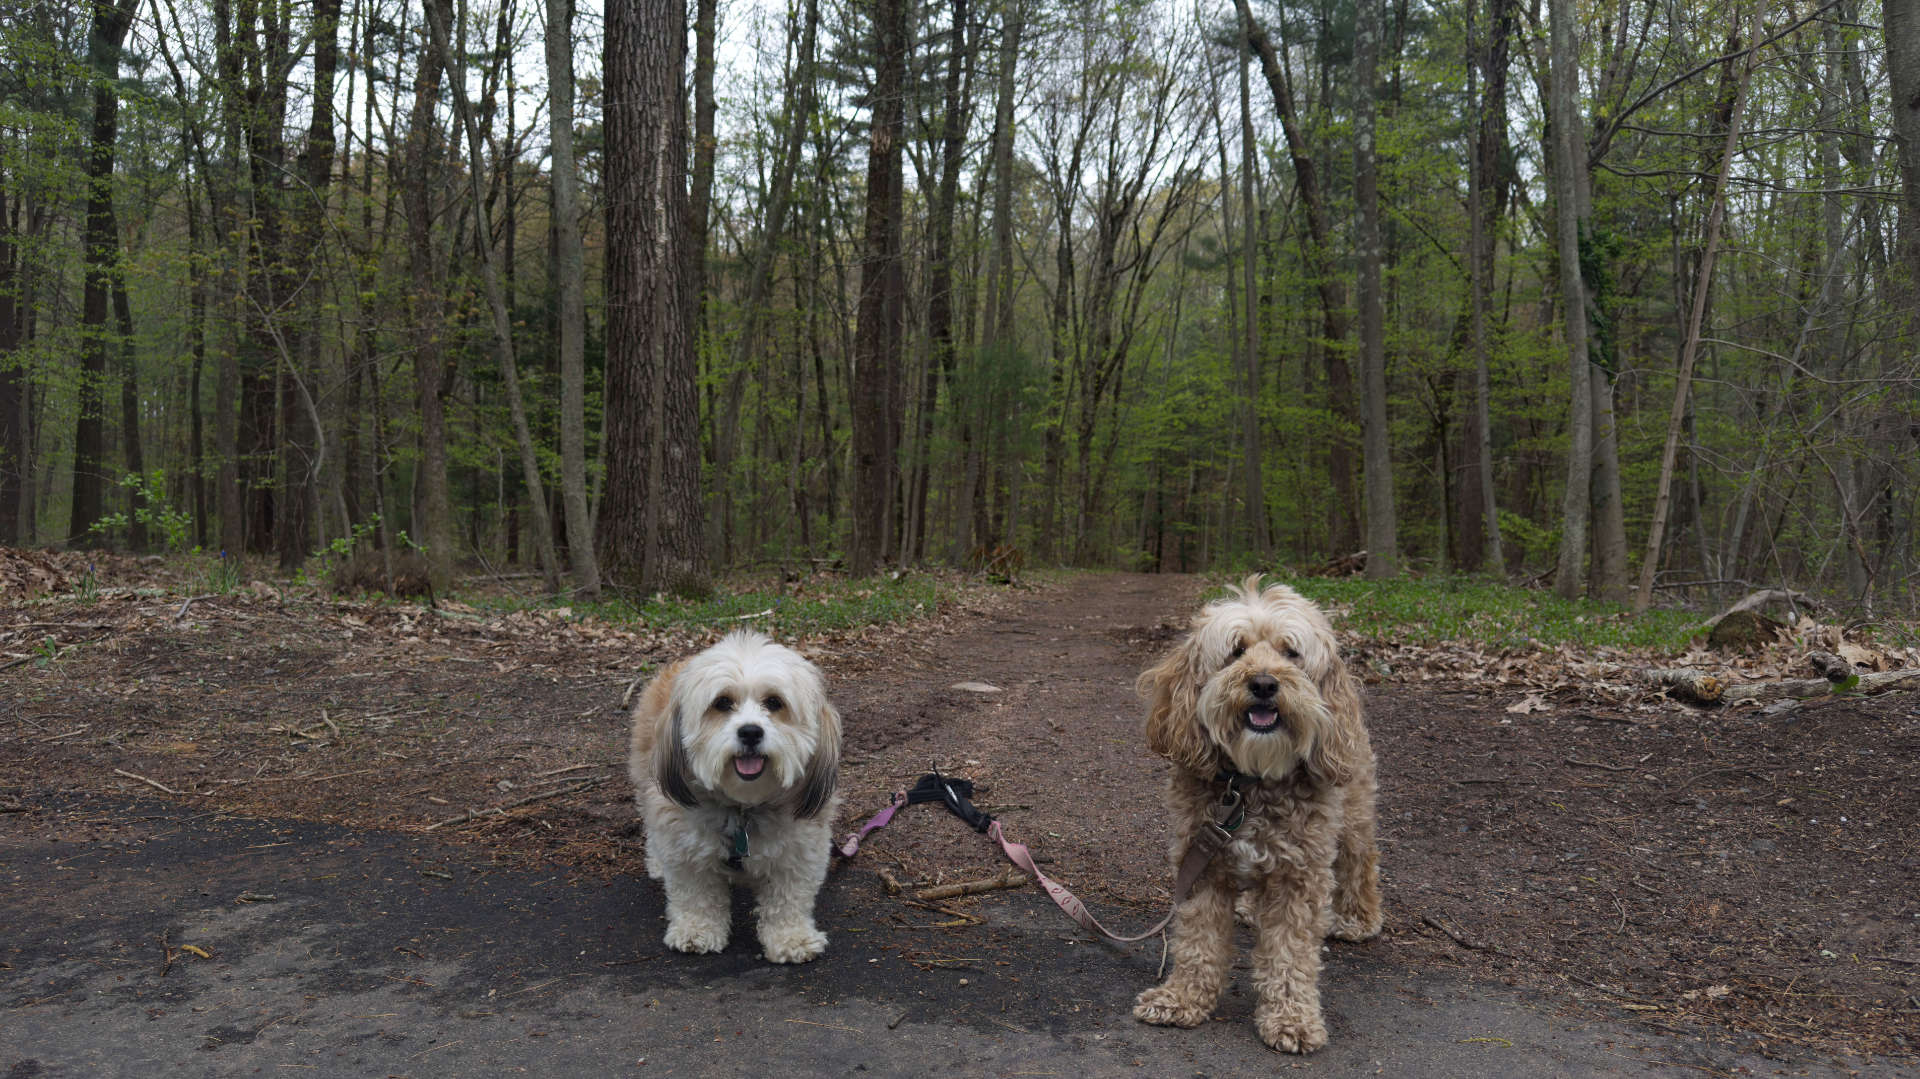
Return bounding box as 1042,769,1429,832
627,631,842,963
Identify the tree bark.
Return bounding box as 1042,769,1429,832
1461,0,1510,572
1236,27,1269,558
1547,0,1593,599
69,0,141,548
1355,0,1395,578
849,0,909,577
400,0,457,591
599,0,708,595
545,0,600,598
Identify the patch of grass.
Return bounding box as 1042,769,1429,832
470,573,960,639
1229,575,1706,653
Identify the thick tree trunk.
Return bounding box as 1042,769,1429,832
849,0,908,577
70,0,140,548
546,0,601,598
599,0,708,595
1236,33,1269,558
1886,0,1920,285
0,190,28,544
1461,0,1510,572
1355,0,1395,578
1547,0,1593,599
400,0,457,591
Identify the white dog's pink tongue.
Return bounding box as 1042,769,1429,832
734,754,766,779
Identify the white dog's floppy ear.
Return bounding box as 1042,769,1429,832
1305,651,1364,787
792,701,840,819
655,705,700,807
1140,635,1214,774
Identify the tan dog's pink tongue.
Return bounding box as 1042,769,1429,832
734,755,766,778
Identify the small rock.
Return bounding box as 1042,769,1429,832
1750,838,1776,853
950,682,1001,694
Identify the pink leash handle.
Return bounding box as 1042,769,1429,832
836,791,908,858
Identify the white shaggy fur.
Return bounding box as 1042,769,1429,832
627,631,842,963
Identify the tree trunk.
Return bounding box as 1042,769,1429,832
1235,28,1269,558
1354,0,1395,578
0,188,28,545
113,277,145,550
1886,0,1920,286
849,0,909,577
1462,0,1510,572
546,0,601,597
400,0,457,591
599,0,708,595
1632,0,1765,612
1547,0,1593,599
70,0,140,549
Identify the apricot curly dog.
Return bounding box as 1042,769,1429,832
1132,575,1382,1053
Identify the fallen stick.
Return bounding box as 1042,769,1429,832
1641,668,1726,704
916,866,1029,902
421,777,607,831
114,768,184,795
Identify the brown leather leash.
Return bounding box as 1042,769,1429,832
837,770,1250,944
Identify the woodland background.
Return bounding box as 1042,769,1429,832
1,0,1916,612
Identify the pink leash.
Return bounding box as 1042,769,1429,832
837,772,1243,945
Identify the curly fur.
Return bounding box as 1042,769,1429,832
1133,576,1382,1052
628,631,842,963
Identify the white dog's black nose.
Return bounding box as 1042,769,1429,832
737,723,765,748
1248,674,1280,700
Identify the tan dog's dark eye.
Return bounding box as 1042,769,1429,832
764,695,785,713
1284,646,1301,660
1229,641,1245,660
714,695,736,713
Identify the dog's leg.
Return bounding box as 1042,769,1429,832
1133,875,1234,1029
1248,863,1333,1053
660,858,732,954
1330,777,1384,941
750,834,830,963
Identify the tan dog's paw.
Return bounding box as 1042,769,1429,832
663,918,730,954
760,924,827,964
1329,909,1382,942
1255,1005,1327,1053
1133,985,1212,1028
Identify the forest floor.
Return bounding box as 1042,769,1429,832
2,557,1917,1075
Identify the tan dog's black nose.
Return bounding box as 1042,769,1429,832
1248,673,1279,699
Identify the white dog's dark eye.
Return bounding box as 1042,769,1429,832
713,694,736,713
1228,641,1245,660
764,695,785,713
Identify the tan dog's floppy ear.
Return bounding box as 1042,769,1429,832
1305,651,1364,787
1140,637,1213,774
793,701,840,819
655,705,700,807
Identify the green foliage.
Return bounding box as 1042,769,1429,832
476,574,956,639
197,549,242,596
88,471,193,552
1270,575,1703,653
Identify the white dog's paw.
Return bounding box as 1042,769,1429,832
1132,985,1211,1028
759,924,827,964
663,918,730,954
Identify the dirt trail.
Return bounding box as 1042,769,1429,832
3,570,1915,1075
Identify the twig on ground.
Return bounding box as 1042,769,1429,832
173,595,216,623
916,866,1029,901
114,768,184,795
1420,914,1519,959
877,867,907,895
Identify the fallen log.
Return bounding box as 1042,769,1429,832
915,866,1029,901
1642,668,1726,704
1721,666,1920,704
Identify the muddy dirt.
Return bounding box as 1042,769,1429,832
3,568,1916,1072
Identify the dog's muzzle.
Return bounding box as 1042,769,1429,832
1244,674,1283,733
734,723,767,780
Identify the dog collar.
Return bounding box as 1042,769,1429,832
724,810,751,868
